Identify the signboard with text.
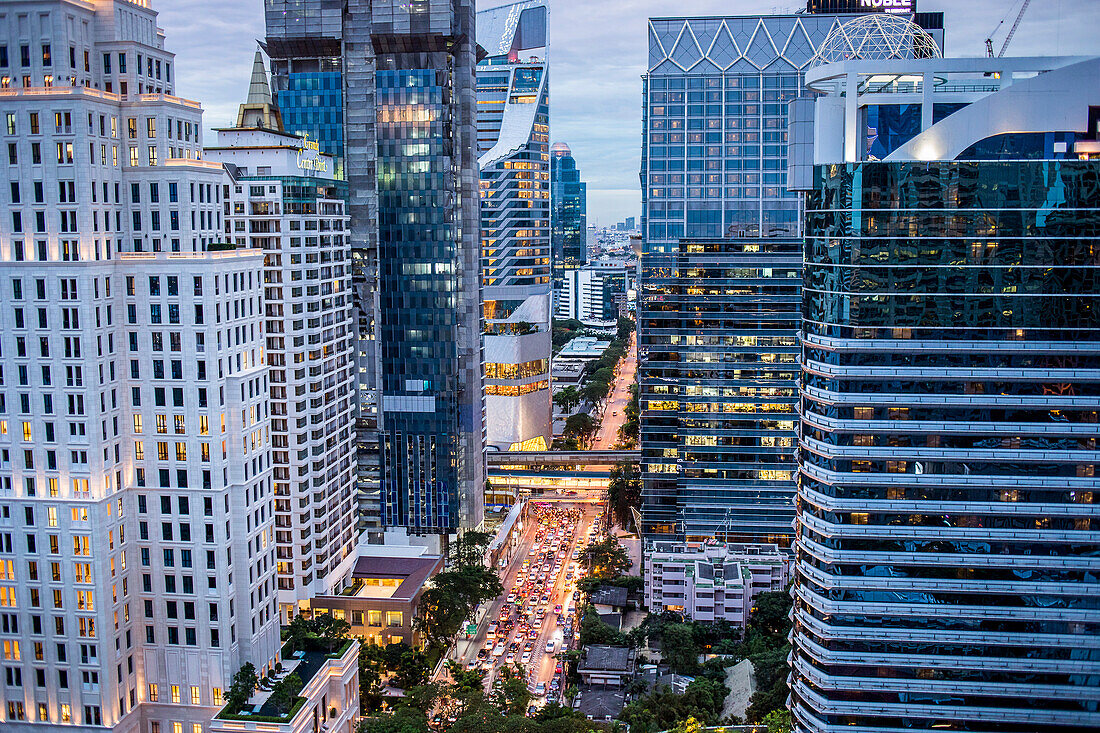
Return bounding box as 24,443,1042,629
807,0,915,14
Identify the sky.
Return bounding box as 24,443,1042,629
163,0,1100,225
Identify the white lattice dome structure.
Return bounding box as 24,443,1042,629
810,14,941,67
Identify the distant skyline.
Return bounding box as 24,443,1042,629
165,0,1100,224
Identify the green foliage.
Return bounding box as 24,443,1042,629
618,674,729,733
553,386,582,413
661,623,699,674
616,316,635,342
582,379,610,404
268,672,302,715
224,662,258,714
564,413,598,444
491,665,531,716
414,531,504,652
617,383,640,447
606,462,641,530
763,708,793,733
284,613,350,655
579,607,629,648
580,536,631,581
552,319,585,352
745,644,791,723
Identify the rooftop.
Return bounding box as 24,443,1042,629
591,585,629,608
574,686,626,720
580,645,634,673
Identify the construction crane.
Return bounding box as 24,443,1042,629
986,0,1032,57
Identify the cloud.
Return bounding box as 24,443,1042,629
165,0,1099,223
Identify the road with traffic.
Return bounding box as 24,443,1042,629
592,331,636,449
447,500,606,710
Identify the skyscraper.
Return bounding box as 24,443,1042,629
264,0,345,176
551,141,587,270
265,1,486,536
638,8,943,545
205,54,358,622
638,13,842,545
0,0,282,727
789,43,1100,732
476,0,552,452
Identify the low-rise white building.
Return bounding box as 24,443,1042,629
644,541,788,626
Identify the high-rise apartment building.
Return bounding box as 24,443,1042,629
789,43,1100,732
204,56,358,622
551,141,587,270
265,1,486,535
637,9,943,544
555,257,631,323
476,0,552,452
0,1,283,728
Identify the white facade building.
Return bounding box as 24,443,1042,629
644,541,789,625
0,1,292,730
205,53,358,624
554,257,631,323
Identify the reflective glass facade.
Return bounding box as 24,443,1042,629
639,15,841,544
551,144,587,270
640,238,801,545
791,160,1100,732
275,69,344,175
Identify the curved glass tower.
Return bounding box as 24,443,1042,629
476,0,552,451
791,54,1100,733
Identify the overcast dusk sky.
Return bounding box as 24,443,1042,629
162,0,1100,225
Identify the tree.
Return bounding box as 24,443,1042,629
312,613,351,651
763,709,793,733
593,367,615,387
491,665,530,715
225,662,258,712
564,413,597,446
579,607,629,647
661,623,699,674
582,379,610,405
606,462,641,529
750,591,792,637
283,614,313,655
746,644,791,723
554,386,582,413
617,316,635,342
580,536,631,580
268,671,302,715
414,532,504,652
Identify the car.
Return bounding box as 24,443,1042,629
555,663,563,674
567,606,576,616
554,604,562,614
534,682,546,697
521,651,532,664
545,640,556,653
506,653,516,664
529,628,539,640
493,643,506,657
487,624,497,639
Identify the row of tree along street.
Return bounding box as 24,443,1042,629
552,317,635,450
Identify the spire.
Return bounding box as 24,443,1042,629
236,49,284,131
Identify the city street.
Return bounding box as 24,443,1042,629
592,331,637,449
445,500,605,707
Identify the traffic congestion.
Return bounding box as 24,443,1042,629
459,500,608,710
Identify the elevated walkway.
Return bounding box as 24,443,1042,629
486,450,639,468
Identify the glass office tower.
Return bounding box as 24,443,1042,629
476,0,553,452
790,51,1100,733
638,9,944,545
264,0,345,176
551,142,588,270
266,0,485,535
638,13,842,545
